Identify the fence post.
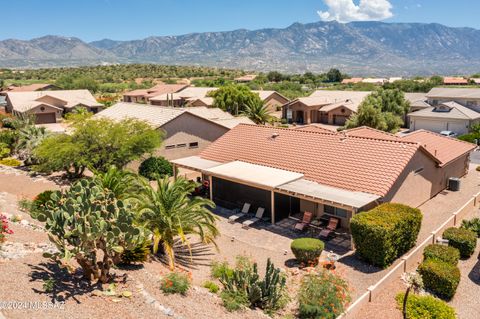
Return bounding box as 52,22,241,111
431,231,436,244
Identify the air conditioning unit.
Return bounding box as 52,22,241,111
448,177,461,191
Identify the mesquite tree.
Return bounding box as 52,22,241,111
32,179,147,283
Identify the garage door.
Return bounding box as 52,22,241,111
413,119,446,133
35,113,56,124
333,115,348,125
447,122,468,135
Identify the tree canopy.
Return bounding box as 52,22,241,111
345,89,410,133
209,84,263,115
34,118,163,177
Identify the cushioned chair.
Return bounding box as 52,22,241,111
242,207,265,229
294,211,313,231
228,203,251,223
319,217,339,238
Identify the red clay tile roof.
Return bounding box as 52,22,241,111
401,130,476,166
294,125,337,134
199,124,426,197
344,126,401,141
4,83,54,92
443,77,469,85
123,84,188,98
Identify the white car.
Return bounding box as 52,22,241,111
440,131,457,137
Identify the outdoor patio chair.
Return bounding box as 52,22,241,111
242,207,265,229
319,217,339,239
294,211,313,231
228,203,251,223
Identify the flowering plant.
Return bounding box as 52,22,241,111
0,214,13,243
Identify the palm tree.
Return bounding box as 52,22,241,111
92,165,143,201
136,176,219,270
242,100,272,124
16,125,48,165
401,272,424,319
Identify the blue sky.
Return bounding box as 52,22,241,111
1,0,479,41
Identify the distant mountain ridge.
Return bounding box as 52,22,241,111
2,21,480,75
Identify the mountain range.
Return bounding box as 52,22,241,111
2,21,480,75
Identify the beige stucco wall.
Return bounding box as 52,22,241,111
385,150,470,207
27,103,62,121
299,198,353,229
264,94,289,112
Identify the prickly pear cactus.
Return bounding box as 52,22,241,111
33,179,148,283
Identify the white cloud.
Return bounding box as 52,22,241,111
318,0,393,23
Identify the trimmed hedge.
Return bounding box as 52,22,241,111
443,227,477,258
350,203,422,268
418,259,460,300
461,218,480,237
423,244,460,266
138,156,173,180
395,293,456,319
291,238,325,266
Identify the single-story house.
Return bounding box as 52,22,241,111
282,90,371,125
95,102,254,160
361,78,387,85
408,101,480,135
405,93,430,112
235,74,257,83
4,90,103,124
0,83,59,94
443,77,469,85
252,90,289,112
122,84,188,103
149,87,218,107
341,78,363,84
172,125,475,230
426,88,480,111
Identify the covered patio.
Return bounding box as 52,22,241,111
171,156,381,233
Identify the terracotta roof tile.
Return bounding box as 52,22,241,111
199,124,423,197
344,126,401,141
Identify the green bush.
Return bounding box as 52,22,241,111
298,270,351,319
423,244,460,265
139,156,173,180
458,132,480,143
211,260,234,280
0,157,21,166
350,203,422,268
0,130,17,147
31,190,54,213
0,142,10,159
461,218,480,237
418,259,460,300
160,272,191,295
202,280,220,293
220,290,248,312
120,240,151,264
395,293,456,319
443,227,477,258
290,238,325,266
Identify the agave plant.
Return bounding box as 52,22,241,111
136,176,219,270
92,165,143,201
16,125,49,165
242,100,272,124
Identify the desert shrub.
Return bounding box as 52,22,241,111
298,270,351,319
395,292,456,319
0,142,10,159
219,258,287,313
138,156,173,180
160,272,191,295
461,217,480,237
418,259,460,300
220,290,249,312
211,260,234,279
290,238,325,266
350,203,422,267
202,280,220,293
30,190,54,214
443,227,477,258
0,130,17,147
0,157,21,166
120,240,151,264
0,214,14,244
423,244,460,266
1,117,15,129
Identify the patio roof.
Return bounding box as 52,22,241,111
203,161,304,189
171,156,222,172
276,178,380,209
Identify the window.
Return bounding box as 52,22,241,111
165,145,175,150
414,167,424,175
324,205,348,218
189,142,199,149
176,143,186,148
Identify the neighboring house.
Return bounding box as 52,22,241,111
149,87,218,107
4,90,103,124
443,77,469,85
388,77,402,83
122,84,188,103
0,83,59,94
408,102,480,135
341,78,363,84
426,88,480,110
282,90,371,125
252,90,289,112
172,125,475,229
405,93,430,112
234,74,257,83
361,78,387,85
95,102,254,160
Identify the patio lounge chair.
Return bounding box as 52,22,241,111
294,211,313,231
242,207,265,229
319,217,339,239
228,203,251,223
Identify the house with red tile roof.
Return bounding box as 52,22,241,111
172,124,475,230
122,84,188,103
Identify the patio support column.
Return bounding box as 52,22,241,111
271,191,275,224
172,164,177,180
208,175,213,201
